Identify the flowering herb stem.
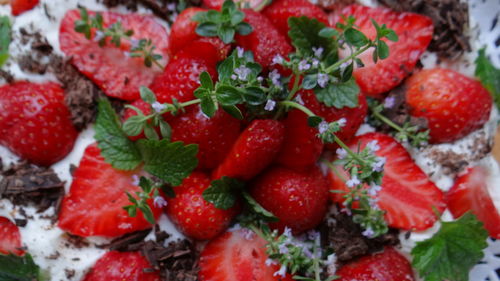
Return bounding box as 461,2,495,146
279,100,315,117
324,44,372,73
274,73,302,119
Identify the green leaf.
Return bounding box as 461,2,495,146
137,139,198,186
0,16,11,67
411,213,488,281
202,176,244,210
288,16,337,58
314,78,359,108
143,124,159,140
475,48,500,110
376,40,389,60
159,120,172,141
218,25,236,44
242,192,279,222
0,253,44,281
235,22,252,36
222,105,244,120
217,85,244,105
122,115,146,136
243,86,267,105
302,74,318,90
344,28,369,48
94,99,142,170
199,71,214,90
307,116,323,127
139,86,156,104
200,95,217,117
318,27,338,38
138,204,155,224
196,22,218,37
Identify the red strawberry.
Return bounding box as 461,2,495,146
11,0,38,15
250,165,329,233
334,5,433,98
405,68,492,143
59,10,169,101
0,81,77,166
203,0,267,10
262,0,329,37
275,108,324,169
329,132,445,231
170,106,241,170
58,143,162,237
199,229,293,281
213,119,285,181
336,247,414,281
82,251,160,281
169,7,206,55
0,217,24,256
235,9,293,71
446,165,500,238
166,172,239,240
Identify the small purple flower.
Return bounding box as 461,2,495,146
131,174,140,186
231,74,237,80
368,184,382,196
269,69,281,87
307,230,320,241
346,175,360,188
274,265,287,277
302,246,314,258
241,228,255,240
236,47,245,58
151,101,166,113
298,60,311,71
93,30,105,42
384,96,396,108
312,59,320,68
265,258,277,267
317,73,329,88
153,196,167,208
318,121,329,134
366,140,380,152
368,197,380,208
362,227,375,238
234,65,251,81
166,3,176,11
283,227,293,238
337,118,347,127
130,39,140,50
372,157,386,172
340,207,352,215
264,100,276,111
272,54,284,65
295,94,304,105
336,148,347,159
278,243,289,254
312,46,324,58
257,76,264,82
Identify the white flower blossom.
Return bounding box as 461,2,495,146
372,157,386,172
294,94,304,105
336,148,347,159
272,54,284,65
274,264,287,277
269,69,281,87
318,121,329,134
131,174,140,186
151,101,166,113
317,73,329,88
368,184,382,196
153,196,167,208
298,60,311,71
312,46,324,57
264,99,276,111
362,227,375,238
346,175,361,187
366,140,380,152
234,65,251,81
93,30,105,42
384,96,396,108
337,118,347,127
236,46,245,58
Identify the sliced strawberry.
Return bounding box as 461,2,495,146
11,0,39,15
199,229,293,281
262,0,329,37
336,247,414,281
334,5,433,98
203,0,267,10
250,166,330,233
0,81,77,166
82,251,160,281
58,143,162,237
212,119,285,181
0,217,24,256
405,68,492,143
170,106,241,170
446,166,500,238
235,9,293,71
165,172,239,240
59,10,169,101
329,132,445,231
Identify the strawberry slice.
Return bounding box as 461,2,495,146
335,5,433,98
212,119,285,181
82,251,160,281
336,247,414,281
250,166,330,233
0,217,24,256
58,143,162,237
199,229,293,281
0,81,77,166
405,68,492,143
329,132,445,231
446,165,500,238
165,172,240,240
11,0,39,16
59,9,169,101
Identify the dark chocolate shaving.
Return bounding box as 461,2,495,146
105,228,152,251
315,0,356,11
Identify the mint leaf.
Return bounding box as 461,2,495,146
411,213,488,281
315,78,359,108
242,191,278,222
475,48,500,110
288,16,337,58
202,176,244,210
0,253,44,281
94,99,142,170
136,139,198,186
0,16,10,67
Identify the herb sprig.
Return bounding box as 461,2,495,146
0,16,11,67
0,253,46,281
475,47,500,111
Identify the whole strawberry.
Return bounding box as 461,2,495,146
11,0,39,16
0,81,77,166
405,68,492,143
165,172,239,240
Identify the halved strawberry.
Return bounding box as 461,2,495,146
11,0,39,16
446,165,500,238
165,172,239,240
329,132,445,231
82,251,160,281
250,165,330,233
199,229,293,281
0,81,77,166
0,217,24,256
59,10,169,101
58,143,162,237
336,247,414,281
334,5,433,98
212,119,285,181
405,68,492,143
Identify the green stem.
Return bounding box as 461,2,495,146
153,59,165,71
333,135,365,163
313,247,321,281
371,108,419,142
274,73,302,119
179,98,201,108
324,44,372,73
279,101,316,117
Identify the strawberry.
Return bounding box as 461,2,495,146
82,251,160,281
336,247,414,281
0,217,24,256
59,9,169,101
250,165,330,233
329,132,445,231
446,166,500,238
170,106,241,170
165,172,239,240
405,68,492,143
213,119,285,181
202,0,267,10
0,81,77,166
11,0,38,16
235,9,293,71
58,143,162,237
169,7,206,55
262,0,329,37
335,5,433,98
199,229,293,281
275,108,324,169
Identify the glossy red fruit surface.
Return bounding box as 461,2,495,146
0,217,24,256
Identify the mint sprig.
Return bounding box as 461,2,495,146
0,16,11,67
202,176,245,210
475,48,500,110
0,253,46,281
